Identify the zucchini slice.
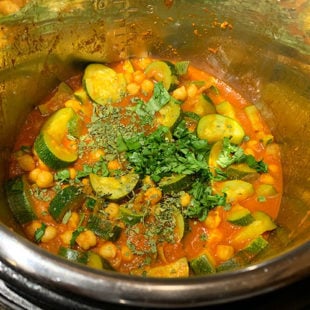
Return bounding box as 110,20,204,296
183,93,216,117
146,257,189,278
197,114,245,145
144,60,176,90
213,180,254,203
216,236,269,272
5,176,37,224
49,186,85,222
34,107,81,170
87,214,122,241
226,205,254,226
156,101,182,129
256,184,277,197
174,208,185,242
119,206,144,226
232,211,277,245
158,174,193,194
89,173,139,200
83,63,127,105
215,101,236,119
58,247,114,270
87,251,114,270
58,247,89,264
226,163,258,180
190,254,216,275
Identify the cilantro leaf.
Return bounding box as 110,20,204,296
130,82,171,125
217,137,268,173
185,181,227,221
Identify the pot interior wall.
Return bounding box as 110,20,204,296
0,0,309,261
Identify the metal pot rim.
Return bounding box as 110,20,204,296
0,222,309,308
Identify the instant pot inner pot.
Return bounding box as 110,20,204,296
0,0,309,308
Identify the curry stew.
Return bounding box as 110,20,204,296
6,58,282,277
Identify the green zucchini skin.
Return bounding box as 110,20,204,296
58,246,89,264
119,206,144,226
58,247,115,271
34,107,81,170
49,186,85,222
227,207,255,226
87,215,122,241
89,173,140,200
5,176,37,224
190,254,216,275
158,174,193,194
216,236,269,272
34,133,76,170
83,63,127,105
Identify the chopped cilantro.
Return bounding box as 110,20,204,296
217,137,268,173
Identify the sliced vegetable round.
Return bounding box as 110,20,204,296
5,176,37,224
144,60,176,90
190,254,216,275
83,63,127,105
232,211,277,245
34,107,81,170
156,101,182,129
89,173,139,200
197,114,245,144
213,180,254,203
227,206,254,226
49,186,85,222
119,206,144,226
87,215,122,241
158,174,193,194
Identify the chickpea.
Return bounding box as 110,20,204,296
17,154,35,172
141,79,154,95
259,174,275,185
133,70,145,84
187,83,198,98
216,245,234,261
25,220,42,239
127,83,140,96
90,149,105,161
124,72,133,84
172,86,187,101
36,170,54,188
41,226,57,243
207,228,223,245
105,203,120,220
29,168,41,183
98,242,117,259
268,164,279,174
143,175,155,187
60,230,73,245
107,159,122,170
121,245,134,262
67,212,79,230
180,192,191,207
205,210,221,229
144,187,162,205
76,230,97,250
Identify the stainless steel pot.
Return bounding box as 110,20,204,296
0,1,309,308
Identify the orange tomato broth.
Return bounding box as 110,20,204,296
8,58,282,275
